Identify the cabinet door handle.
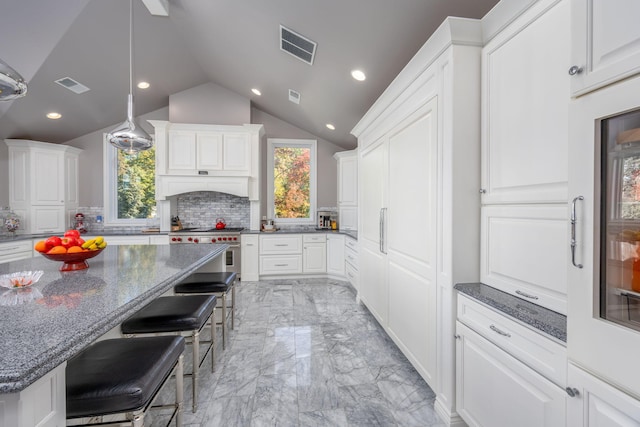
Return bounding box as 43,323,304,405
379,208,387,254
565,387,580,398
489,324,511,338
515,290,539,300
571,196,584,269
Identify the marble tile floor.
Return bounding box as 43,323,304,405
150,278,444,427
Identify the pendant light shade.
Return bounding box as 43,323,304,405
107,0,152,154
0,59,27,101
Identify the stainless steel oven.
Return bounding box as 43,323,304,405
169,228,242,277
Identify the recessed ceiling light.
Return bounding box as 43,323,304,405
46,112,62,120
326,123,335,130
351,69,366,81
137,81,150,89
251,88,262,96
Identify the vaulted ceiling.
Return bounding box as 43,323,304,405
1,0,499,150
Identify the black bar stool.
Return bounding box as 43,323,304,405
121,295,216,413
174,272,237,349
66,336,185,427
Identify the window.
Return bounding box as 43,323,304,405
267,138,317,224
103,135,156,225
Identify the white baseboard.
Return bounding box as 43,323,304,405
435,397,468,427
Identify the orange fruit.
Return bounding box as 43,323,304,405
34,240,47,252
47,246,67,254
67,246,84,253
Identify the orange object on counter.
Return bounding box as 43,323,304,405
632,258,640,293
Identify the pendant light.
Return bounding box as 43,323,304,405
0,59,27,101
107,0,153,154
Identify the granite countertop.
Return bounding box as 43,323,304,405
454,282,567,344
0,244,227,393
0,231,170,244
242,229,358,240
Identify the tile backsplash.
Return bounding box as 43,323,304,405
73,191,250,233
176,191,250,229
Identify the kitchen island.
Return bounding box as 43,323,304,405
0,243,227,427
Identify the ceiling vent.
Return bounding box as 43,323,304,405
54,77,90,94
280,25,316,65
288,89,301,104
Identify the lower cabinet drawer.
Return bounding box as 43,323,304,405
457,294,566,387
260,235,303,254
456,322,565,427
345,246,358,270
1,240,33,262
259,255,303,274
345,261,358,287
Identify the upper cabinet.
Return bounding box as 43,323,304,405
5,139,82,234
334,150,358,230
153,122,256,176
481,0,570,204
570,0,640,97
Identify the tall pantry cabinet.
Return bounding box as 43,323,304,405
5,139,82,234
351,18,482,425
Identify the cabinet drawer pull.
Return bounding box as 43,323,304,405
489,324,511,338
274,244,289,247
274,264,289,267
245,243,254,246
515,290,539,300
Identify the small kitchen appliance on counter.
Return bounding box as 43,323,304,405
317,210,337,230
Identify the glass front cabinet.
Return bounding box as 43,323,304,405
568,75,640,401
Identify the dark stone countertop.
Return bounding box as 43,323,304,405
0,244,227,393
454,282,567,344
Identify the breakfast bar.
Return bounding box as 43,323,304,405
0,243,228,427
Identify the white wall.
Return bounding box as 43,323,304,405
169,82,251,125
65,107,169,206
251,108,341,216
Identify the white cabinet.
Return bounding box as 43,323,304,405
481,0,570,204
570,0,640,97
344,236,358,289
0,240,33,263
153,122,255,176
352,18,482,419
83,235,150,245
567,363,640,427
456,322,566,427
0,362,66,427
148,235,170,245
567,64,640,401
326,234,345,277
334,150,358,230
5,139,82,234
241,234,259,281
481,205,569,314
259,234,303,275
456,295,567,427
302,234,326,274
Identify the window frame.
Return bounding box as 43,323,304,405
266,138,317,225
103,133,156,226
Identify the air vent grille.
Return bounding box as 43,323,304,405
54,77,90,94
288,89,301,104
280,25,316,65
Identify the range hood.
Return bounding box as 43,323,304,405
155,175,255,200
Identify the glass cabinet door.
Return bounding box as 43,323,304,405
601,108,640,331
